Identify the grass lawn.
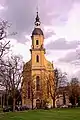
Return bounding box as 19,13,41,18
0,108,80,120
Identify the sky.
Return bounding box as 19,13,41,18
0,0,80,79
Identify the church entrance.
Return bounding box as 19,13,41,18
36,99,41,109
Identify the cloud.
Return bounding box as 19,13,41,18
58,47,80,65
0,4,7,17
59,50,77,63
0,4,4,10
0,0,77,42
73,69,80,78
54,61,80,80
53,2,80,41
46,38,80,50
44,31,56,39
1,0,38,42
7,38,31,62
38,0,74,26
43,26,56,38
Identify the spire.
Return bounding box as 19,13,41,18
36,11,40,22
35,10,41,27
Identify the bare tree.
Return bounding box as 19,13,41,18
0,19,17,58
48,68,68,108
68,77,80,106
0,20,11,57
0,55,23,111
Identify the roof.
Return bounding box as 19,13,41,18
32,28,44,36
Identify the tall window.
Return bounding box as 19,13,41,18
36,40,39,45
36,55,39,62
28,82,30,99
36,76,40,91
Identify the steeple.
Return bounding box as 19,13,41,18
31,11,45,54
35,11,41,27
32,11,43,36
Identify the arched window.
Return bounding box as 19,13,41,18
36,76,40,91
36,40,39,45
28,82,30,99
36,55,39,62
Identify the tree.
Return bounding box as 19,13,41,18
48,68,68,108
0,19,17,58
68,77,80,106
8,89,22,106
0,55,23,111
0,20,10,57
0,19,17,109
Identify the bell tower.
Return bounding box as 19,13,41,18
22,11,54,109
30,12,45,69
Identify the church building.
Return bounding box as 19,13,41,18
22,12,54,109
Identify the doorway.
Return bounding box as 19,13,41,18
36,99,41,109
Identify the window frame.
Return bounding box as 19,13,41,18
36,76,40,91
28,82,30,99
36,55,39,62
36,40,39,45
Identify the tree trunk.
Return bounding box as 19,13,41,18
6,93,8,106
13,97,16,112
53,96,55,108
3,94,5,107
6,96,8,106
63,92,66,105
1,94,2,108
6,87,8,106
75,96,77,105
31,92,34,110
32,98,33,110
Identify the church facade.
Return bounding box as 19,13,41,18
22,12,54,109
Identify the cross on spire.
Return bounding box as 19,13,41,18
36,5,38,14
